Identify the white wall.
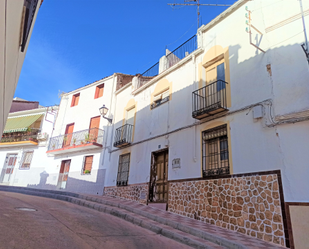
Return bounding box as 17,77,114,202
103,0,309,204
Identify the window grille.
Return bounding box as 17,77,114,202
117,154,130,186
202,125,229,177
20,151,34,169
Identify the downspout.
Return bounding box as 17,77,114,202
101,73,117,165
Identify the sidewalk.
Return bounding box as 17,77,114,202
0,186,285,249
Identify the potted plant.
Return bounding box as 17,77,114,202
84,169,91,174
84,133,90,143
63,136,67,145
73,138,76,146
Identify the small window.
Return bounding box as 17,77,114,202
20,151,34,169
82,156,93,174
117,153,130,186
94,84,104,99
202,125,229,177
71,93,80,107
151,89,169,109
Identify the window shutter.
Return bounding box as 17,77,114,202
161,89,169,99
217,63,225,91
153,94,162,102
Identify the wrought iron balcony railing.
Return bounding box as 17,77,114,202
0,129,40,143
166,35,197,69
48,128,104,151
192,80,228,119
114,124,133,148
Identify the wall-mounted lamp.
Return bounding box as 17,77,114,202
99,105,112,123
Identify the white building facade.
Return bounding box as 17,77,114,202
0,104,58,188
101,1,309,248
46,74,134,195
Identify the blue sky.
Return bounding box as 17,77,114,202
15,0,236,106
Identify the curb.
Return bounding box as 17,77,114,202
0,186,247,249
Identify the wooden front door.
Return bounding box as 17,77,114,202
89,116,100,142
149,150,168,203
57,160,71,189
63,123,74,147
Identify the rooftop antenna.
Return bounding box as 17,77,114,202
168,0,232,29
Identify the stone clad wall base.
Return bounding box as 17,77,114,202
103,183,148,205
168,174,285,247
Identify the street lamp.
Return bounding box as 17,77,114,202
99,105,112,123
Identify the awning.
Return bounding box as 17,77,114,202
3,114,43,133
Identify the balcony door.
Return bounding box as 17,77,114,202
89,116,100,142
57,160,71,189
205,61,225,108
63,123,74,147
126,108,134,126
0,154,17,183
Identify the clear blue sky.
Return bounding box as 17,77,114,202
15,0,236,107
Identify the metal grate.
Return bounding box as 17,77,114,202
202,125,229,177
117,153,130,186
0,129,39,143
48,128,104,151
113,124,133,147
141,62,159,78
166,35,197,69
192,80,228,119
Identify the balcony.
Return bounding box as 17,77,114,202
192,80,228,119
114,124,133,148
47,128,103,155
0,129,40,147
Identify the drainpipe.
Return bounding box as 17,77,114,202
101,73,117,166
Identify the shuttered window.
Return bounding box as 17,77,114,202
20,151,34,169
94,84,104,99
82,156,93,174
71,93,80,107
151,89,170,109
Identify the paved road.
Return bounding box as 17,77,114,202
0,191,190,249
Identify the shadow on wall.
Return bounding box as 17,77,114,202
27,168,106,195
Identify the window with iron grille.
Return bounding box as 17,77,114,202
202,125,229,177
117,153,130,186
20,151,34,169
82,155,93,175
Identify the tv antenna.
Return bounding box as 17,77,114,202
168,0,232,29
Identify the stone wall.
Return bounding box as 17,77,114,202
168,174,285,246
103,183,148,204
